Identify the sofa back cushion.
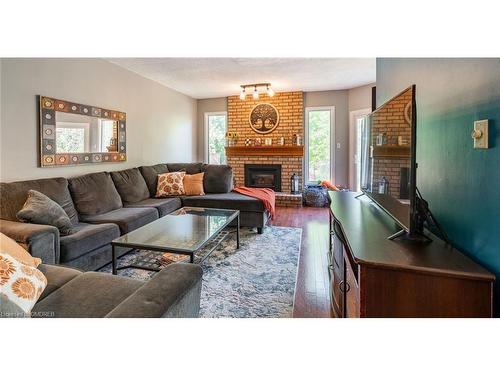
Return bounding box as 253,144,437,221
110,168,150,203
202,164,234,193
139,164,169,197
166,162,203,175
68,172,122,216
0,177,78,224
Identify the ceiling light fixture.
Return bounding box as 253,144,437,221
253,86,259,100
239,83,275,100
266,85,275,97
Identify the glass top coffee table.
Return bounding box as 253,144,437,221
111,207,239,275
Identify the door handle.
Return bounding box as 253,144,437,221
339,280,351,293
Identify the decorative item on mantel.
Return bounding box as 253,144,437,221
264,138,272,146
255,138,262,146
292,134,302,146
244,138,252,146
277,137,285,146
226,132,238,146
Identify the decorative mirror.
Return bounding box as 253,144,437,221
249,103,280,134
38,96,126,167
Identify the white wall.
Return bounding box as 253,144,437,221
0,58,197,182
348,83,374,112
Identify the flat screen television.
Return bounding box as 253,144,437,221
359,85,420,238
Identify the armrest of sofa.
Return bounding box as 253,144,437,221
0,219,60,264
105,263,203,318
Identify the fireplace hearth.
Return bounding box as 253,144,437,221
244,164,282,191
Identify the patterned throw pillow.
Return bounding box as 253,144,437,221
0,252,47,317
155,171,186,197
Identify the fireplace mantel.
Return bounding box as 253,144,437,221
225,145,304,157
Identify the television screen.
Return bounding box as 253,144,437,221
360,86,415,231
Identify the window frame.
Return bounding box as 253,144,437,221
304,106,336,184
204,111,228,164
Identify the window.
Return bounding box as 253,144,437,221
305,107,335,183
204,112,227,165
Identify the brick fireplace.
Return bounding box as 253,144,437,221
226,91,304,197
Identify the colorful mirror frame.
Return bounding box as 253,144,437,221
39,96,127,167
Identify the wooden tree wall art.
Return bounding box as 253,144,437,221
248,103,280,134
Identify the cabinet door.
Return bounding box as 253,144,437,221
330,234,345,317
344,256,360,318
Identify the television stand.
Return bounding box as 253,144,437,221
328,191,494,317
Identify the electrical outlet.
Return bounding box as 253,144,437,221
337,142,341,149
472,120,489,149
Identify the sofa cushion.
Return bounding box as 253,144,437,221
32,272,144,318
0,177,78,224
202,164,234,193
81,207,159,234
167,162,203,175
181,192,265,212
69,172,123,216
110,168,150,203
124,198,182,217
37,264,82,301
139,164,169,197
105,263,202,318
16,190,74,235
59,222,120,263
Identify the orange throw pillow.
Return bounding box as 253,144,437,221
0,233,41,268
155,171,186,197
183,172,205,196
320,180,340,191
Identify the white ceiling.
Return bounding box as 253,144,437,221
107,58,376,99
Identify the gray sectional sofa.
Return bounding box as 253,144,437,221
32,262,202,318
0,162,269,271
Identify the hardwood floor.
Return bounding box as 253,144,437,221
269,206,332,318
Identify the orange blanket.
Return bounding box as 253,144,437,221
233,187,276,220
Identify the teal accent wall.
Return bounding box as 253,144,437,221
377,58,500,316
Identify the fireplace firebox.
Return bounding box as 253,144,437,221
244,164,282,191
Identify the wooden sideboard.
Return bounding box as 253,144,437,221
328,191,495,318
